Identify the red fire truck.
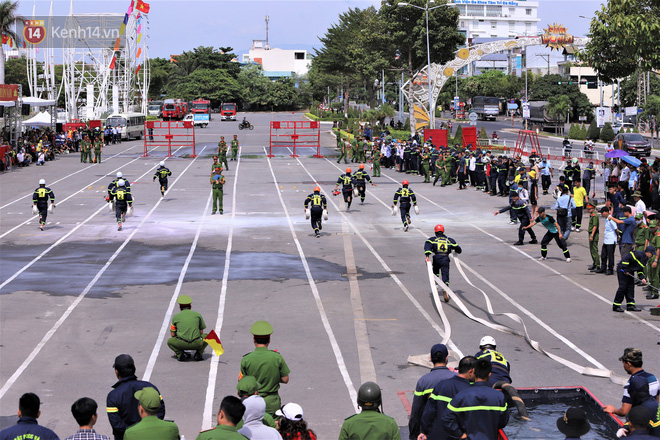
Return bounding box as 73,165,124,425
162,99,186,121
220,103,237,121
191,99,211,123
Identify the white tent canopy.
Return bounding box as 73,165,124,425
23,97,56,107
23,111,53,127
0,101,16,107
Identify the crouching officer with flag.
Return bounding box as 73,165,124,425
304,186,327,238
167,295,208,362
425,224,462,303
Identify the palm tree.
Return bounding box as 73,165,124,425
0,1,22,84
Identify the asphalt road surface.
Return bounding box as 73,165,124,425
1,112,659,439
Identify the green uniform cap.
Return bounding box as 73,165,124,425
177,295,192,305
250,320,273,336
134,387,161,412
236,376,261,394
650,220,658,228
635,213,644,220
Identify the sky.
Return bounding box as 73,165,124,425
20,0,606,68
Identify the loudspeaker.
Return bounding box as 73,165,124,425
21,104,30,116
0,106,5,118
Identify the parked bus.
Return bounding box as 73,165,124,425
105,112,146,140
471,96,500,121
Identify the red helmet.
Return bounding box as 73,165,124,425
402,180,409,186
435,224,445,233
359,164,365,169
313,186,320,193
346,167,352,173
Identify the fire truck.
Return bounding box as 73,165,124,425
191,99,212,124
162,99,187,121
220,103,237,121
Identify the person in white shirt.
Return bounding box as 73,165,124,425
469,154,477,186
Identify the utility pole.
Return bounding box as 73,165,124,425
265,15,270,49
536,54,550,75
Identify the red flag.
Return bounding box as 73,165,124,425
109,56,116,70
1,35,7,45
135,65,141,75
136,47,142,58
136,0,150,14
204,330,224,356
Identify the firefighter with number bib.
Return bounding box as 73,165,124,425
393,180,417,232
335,167,356,211
32,179,55,231
424,224,462,303
353,164,377,204
304,186,327,238
111,179,133,231
153,161,172,197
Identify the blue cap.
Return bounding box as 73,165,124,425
431,343,448,359
645,246,656,255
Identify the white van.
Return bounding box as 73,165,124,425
182,113,208,128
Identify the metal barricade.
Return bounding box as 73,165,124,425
268,121,321,157
143,121,196,158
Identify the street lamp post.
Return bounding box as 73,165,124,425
398,1,452,130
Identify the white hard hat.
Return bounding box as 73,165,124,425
39,179,46,185
480,336,496,347
117,179,125,187
116,172,123,178
159,161,165,166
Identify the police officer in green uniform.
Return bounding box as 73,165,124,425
350,136,358,163
80,134,89,163
432,152,444,187
211,166,226,215
338,382,401,440
230,135,239,161
239,321,290,416
167,295,208,362
645,220,660,299
218,136,229,170
587,202,600,271
124,388,179,440
633,213,649,251
212,156,220,172
235,376,277,429
94,137,103,163
371,145,381,177
358,138,367,163
421,147,431,183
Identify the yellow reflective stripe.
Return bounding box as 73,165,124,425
430,394,452,402
631,253,644,271
414,388,434,397
448,403,508,412
107,407,119,413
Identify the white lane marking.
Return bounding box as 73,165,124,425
341,219,378,384
0,144,139,210
0,145,160,240
321,159,464,358
143,192,213,382
202,151,242,430
0,149,184,289
264,149,359,413
0,148,205,400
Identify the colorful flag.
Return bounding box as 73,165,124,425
113,37,121,51
204,330,224,356
136,47,142,58
137,24,141,34
119,23,125,35
135,64,141,75
127,0,134,15
109,55,116,70
136,0,150,14
2,35,7,45
137,33,141,44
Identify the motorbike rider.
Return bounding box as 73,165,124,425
241,117,250,128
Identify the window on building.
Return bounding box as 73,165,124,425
486,5,501,16
457,5,466,15
460,21,465,28
526,8,532,16
466,4,482,16
472,21,479,29
508,7,515,16
509,22,515,31
526,22,531,32
490,21,496,29
294,52,305,60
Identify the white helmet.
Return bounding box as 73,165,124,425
116,172,123,178
479,336,496,348
39,179,46,185
159,161,165,167
117,179,125,187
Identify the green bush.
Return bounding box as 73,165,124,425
587,120,600,140
453,124,464,146
568,123,579,139
578,124,588,140
403,117,410,132
478,126,488,139
600,122,616,142
633,126,639,133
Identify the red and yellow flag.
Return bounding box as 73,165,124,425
136,0,150,14
204,330,224,356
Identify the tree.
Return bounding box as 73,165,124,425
0,0,22,84
529,74,592,122
478,126,488,139
464,71,523,99
380,0,464,132
547,95,572,123
600,122,616,142
582,0,660,83
4,55,28,94
587,120,601,140
147,57,173,100
642,95,660,119
453,124,463,146
169,69,241,104
618,74,660,107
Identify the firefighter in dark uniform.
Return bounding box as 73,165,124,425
612,245,655,312
494,191,538,246
334,167,356,211
108,172,131,208
497,157,509,196
338,382,401,440
111,179,133,231
475,336,512,386
425,224,462,303
475,151,486,190
393,180,417,232
354,164,377,204
167,295,208,362
304,186,327,238
410,143,420,175
403,143,411,173
153,161,172,197
32,179,55,231
430,146,439,179
442,359,509,440
106,354,166,440
489,157,499,196
239,321,290,417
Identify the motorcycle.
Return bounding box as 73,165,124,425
239,120,254,130
491,132,499,142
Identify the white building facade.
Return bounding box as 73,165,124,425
454,0,540,40
241,40,312,79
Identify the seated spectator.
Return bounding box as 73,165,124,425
37,151,45,166
0,392,60,440
238,395,282,439
65,397,109,440
276,403,316,440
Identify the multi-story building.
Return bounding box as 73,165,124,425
241,40,312,79
454,0,540,40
